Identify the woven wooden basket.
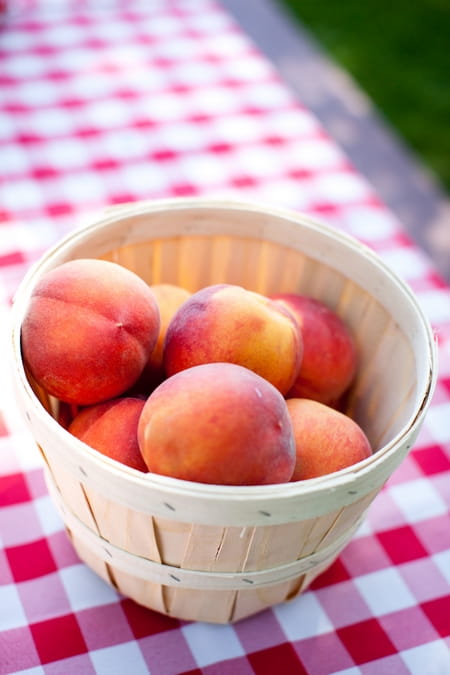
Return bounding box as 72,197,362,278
10,199,437,623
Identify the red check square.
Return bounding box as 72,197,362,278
30,613,87,664
109,193,138,205
421,596,450,637
336,618,397,664
170,183,199,196
377,525,429,565
413,445,450,476
91,158,120,172
120,598,180,639
31,166,59,180
46,202,75,218
248,643,308,674
0,251,26,267
309,557,351,589
231,175,257,188
6,539,56,582
0,473,30,506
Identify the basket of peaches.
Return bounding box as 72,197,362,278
10,199,436,624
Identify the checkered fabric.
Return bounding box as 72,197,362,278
1,2,450,674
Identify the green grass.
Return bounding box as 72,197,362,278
277,0,450,192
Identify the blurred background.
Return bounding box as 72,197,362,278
225,0,450,281
278,0,449,193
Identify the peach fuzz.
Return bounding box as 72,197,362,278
21,258,160,405
133,283,192,393
69,397,148,472
163,284,302,396
138,362,296,485
271,293,357,405
286,398,372,481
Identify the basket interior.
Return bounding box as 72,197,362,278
94,232,417,454
16,197,436,494
21,200,430,457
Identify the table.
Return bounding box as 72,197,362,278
1,2,450,673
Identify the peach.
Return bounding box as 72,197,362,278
132,283,192,393
57,402,79,430
163,284,302,395
21,258,160,405
69,397,148,472
138,362,296,485
271,293,357,405
286,398,372,480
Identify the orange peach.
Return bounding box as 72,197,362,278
21,258,160,405
132,283,192,393
69,397,148,472
138,362,296,485
163,284,302,395
286,398,372,480
271,293,357,405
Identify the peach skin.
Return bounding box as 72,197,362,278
21,258,160,405
138,362,296,485
286,398,372,480
271,293,357,405
132,283,192,394
163,284,302,396
69,397,148,472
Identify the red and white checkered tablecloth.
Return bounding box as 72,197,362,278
1,2,450,673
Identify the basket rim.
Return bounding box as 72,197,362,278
9,197,438,524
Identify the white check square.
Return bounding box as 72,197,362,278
3,53,46,79
34,495,64,537
433,550,450,586
38,137,89,171
60,564,119,612
101,129,147,161
424,402,450,445
380,248,429,283
0,584,27,630
343,207,398,240
416,289,450,325
312,171,371,204
51,46,93,75
59,172,106,205
1,179,45,212
0,112,17,142
389,478,448,523
355,568,416,616
15,79,59,107
86,99,132,129
28,107,75,138
120,162,167,195
90,642,149,675
401,639,450,675
41,23,85,49
182,622,244,668
0,145,31,175
274,591,334,641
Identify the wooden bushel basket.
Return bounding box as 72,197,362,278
10,199,437,623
